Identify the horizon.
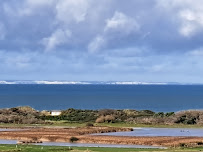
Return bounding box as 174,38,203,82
0,80,203,85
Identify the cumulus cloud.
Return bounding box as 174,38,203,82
42,29,72,51
157,0,203,37
56,0,90,24
88,11,140,52
88,36,105,53
105,11,140,34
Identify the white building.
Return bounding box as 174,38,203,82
51,110,62,116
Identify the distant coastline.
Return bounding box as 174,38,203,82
0,80,202,85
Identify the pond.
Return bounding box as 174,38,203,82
0,139,163,149
93,127,203,137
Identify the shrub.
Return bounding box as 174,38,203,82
59,109,98,122
98,109,115,116
179,143,187,147
165,112,175,117
197,142,203,145
174,111,200,124
95,116,105,123
105,115,115,123
86,122,94,127
154,112,164,117
69,137,79,143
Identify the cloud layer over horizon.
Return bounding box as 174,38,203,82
0,0,203,83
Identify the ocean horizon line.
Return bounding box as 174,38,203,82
0,80,202,85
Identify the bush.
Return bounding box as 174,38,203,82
105,115,115,123
197,142,203,145
165,112,175,117
179,143,187,147
0,107,44,124
98,109,115,116
69,137,79,143
95,116,105,123
154,112,164,117
86,122,94,127
95,115,115,123
174,111,201,124
59,109,98,122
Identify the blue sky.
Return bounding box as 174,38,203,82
0,0,203,82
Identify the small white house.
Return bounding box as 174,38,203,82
51,110,62,116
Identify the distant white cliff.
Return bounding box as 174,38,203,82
0,80,186,85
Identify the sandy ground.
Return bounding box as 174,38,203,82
0,127,203,147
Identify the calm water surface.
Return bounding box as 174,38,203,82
0,139,163,148
96,128,203,137
0,84,203,112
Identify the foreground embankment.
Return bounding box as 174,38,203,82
0,127,203,147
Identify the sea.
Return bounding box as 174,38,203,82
0,84,203,112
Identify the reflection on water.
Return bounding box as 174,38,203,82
94,128,203,137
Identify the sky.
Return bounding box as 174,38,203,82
0,0,203,83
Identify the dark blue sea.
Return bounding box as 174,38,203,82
0,84,203,112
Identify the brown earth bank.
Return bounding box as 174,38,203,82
0,127,203,147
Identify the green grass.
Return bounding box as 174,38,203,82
46,121,203,128
95,122,203,128
1,121,203,129
0,145,203,152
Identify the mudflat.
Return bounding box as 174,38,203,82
0,127,203,147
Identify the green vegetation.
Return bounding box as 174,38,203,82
1,106,203,127
0,106,45,124
41,108,97,122
41,108,203,126
0,145,203,152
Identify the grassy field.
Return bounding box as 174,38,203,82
1,121,203,128
42,121,203,128
0,145,203,152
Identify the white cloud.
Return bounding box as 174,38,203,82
88,11,140,53
0,23,6,40
88,36,105,53
187,49,203,56
42,29,72,51
156,0,203,37
105,11,140,35
178,8,203,37
56,0,90,24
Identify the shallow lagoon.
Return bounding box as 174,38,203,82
0,139,162,149
0,128,163,148
94,127,203,137
1,127,203,148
